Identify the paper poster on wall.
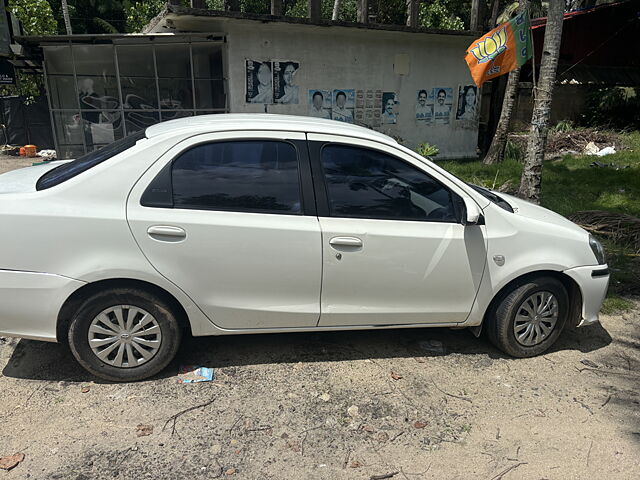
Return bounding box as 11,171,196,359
415,89,433,123
308,89,332,119
381,92,398,124
332,89,355,123
246,60,273,104
432,87,453,125
456,84,479,121
273,60,300,104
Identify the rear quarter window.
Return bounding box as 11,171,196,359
36,131,145,191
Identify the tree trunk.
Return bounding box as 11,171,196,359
332,0,342,20
61,0,72,35
482,0,530,165
483,68,521,164
518,0,564,203
308,0,321,21
271,0,283,16
470,0,481,30
406,0,419,27
357,0,369,24
489,0,501,28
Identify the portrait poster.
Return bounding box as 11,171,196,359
456,84,479,122
273,60,300,104
415,89,433,123
246,60,273,104
308,89,332,119
381,92,398,125
332,89,355,123
432,87,453,125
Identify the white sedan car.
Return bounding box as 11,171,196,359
0,114,608,381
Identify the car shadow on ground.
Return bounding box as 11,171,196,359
2,322,613,384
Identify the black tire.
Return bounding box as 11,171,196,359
68,288,182,382
485,276,569,357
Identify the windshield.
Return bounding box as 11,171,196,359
468,184,514,213
36,131,146,191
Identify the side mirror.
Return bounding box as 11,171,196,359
463,197,482,225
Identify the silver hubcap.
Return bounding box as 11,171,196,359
514,291,558,347
88,305,162,368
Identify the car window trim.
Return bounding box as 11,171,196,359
307,139,463,224
141,136,317,217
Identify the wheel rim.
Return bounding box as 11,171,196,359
514,291,559,347
87,305,162,368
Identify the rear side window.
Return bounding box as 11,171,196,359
36,131,145,191
171,141,302,214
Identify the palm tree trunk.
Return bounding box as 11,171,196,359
332,0,342,20
61,0,72,35
483,67,521,164
518,0,565,203
482,0,530,165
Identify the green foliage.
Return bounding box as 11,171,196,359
419,0,465,30
601,295,634,315
581,87,640,130
504,139,524,162
124,0,165,32
416,142,440,157
549,119,574,133
48,0,126,34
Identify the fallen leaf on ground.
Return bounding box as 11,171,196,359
390,372,403,380
225,467,237,475
136,424,154,437
413,421,428,429
81,386,90,393
0,453,25,471
350,460,363,468
361,425,375,433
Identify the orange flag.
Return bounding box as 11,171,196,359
465,10,533,87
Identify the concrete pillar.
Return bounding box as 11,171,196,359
271,0,283,16
308,0,321,22
357,0,369,24
406,0,419,28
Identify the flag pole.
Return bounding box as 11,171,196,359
529,8,537,102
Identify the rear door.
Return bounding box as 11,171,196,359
308,134,487,327
127,131,322,330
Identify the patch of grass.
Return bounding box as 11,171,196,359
601,295,634,315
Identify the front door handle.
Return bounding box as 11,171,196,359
147,225,186,241
329,236,363,248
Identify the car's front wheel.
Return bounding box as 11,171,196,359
485,276,569,357
68,288,182,382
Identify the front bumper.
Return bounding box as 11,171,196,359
564,265,609,327
0,270,85,342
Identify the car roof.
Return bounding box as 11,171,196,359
145,113,398,145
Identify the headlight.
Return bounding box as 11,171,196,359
589,235,606,265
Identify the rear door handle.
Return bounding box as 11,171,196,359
147,225,186,240
329,236,362,248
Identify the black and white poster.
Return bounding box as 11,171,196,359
432,87,453,125
273,60,300,104
332,89,355,123
0,58,16,85
415,89,433,123
456,84,479,121
381,92,398,125
246,60,273,104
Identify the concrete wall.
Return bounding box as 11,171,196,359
178,17,479,159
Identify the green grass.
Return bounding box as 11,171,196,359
601,295,634,315
437,131,640,305
438,131,640,218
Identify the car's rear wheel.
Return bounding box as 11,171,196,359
485,276,569,357
68,288,182,382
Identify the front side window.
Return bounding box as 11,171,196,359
321,145,460,222
171,140,302,214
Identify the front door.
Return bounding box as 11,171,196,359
308,135,487,327
127,131,322,330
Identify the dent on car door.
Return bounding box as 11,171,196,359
126,131,322,330
306,135,487,327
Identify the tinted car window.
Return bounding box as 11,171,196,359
172,141,302,213
321,145,459,222
36,130,145,191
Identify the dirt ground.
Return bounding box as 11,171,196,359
0,155,38,175
1,157,639,479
